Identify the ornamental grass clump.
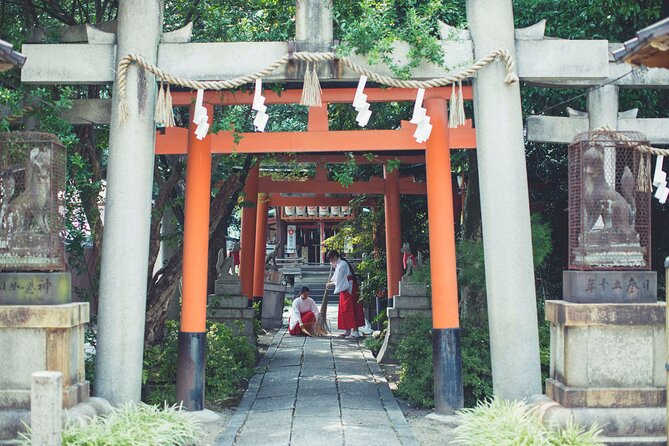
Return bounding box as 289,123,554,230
452,397,603,446
21,403,201,446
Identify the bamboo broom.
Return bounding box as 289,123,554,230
314,265,333,336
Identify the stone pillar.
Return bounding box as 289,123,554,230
587,84,619,186
295,0,333,44
465,0,542,399
252,195,270,302
240,164,259,301
30,371,62,446
424,98,463,413
95,0,162,405
176,104,213,411
384,165,402,299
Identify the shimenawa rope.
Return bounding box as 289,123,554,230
115,48,519,123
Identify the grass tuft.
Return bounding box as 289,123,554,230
20,402,201,446
452,397,604,446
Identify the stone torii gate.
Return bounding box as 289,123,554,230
527,61,669,145
20,0,612,412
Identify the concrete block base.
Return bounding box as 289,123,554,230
532,395,666,445
207,294,256,345
0,303,90,441
543,300,666,444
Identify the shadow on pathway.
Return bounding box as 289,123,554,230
216,306,418,446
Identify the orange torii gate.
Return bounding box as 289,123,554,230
154,86,475,409
254,162,429,300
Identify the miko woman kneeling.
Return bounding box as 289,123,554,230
288,286,319,336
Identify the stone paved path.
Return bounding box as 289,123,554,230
216,307,418,446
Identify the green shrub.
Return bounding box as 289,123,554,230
20,403,200,446
452,397,603,446
460,322,493,407
395,315,434,407
357,254,388,305
394,315,494,408
143,320,256,405
363,334,384,356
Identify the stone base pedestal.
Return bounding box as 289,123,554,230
206,294,256,345
542,300,665,444
262,282,291,329
0,303,90,441
377,281,431,364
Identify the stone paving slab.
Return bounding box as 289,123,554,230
216,305,418,446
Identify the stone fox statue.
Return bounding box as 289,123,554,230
2,147,51,234
582,146,636,233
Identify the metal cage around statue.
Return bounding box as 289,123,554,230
568,130,651,270
0,132,66,271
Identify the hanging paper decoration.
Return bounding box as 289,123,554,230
410,88,432,143
330,206,340,216
653,155,668,204
319,206,329,217
252,78,269,132
296,206,306,216
284,206,295,216
341,206,351,216
193,89,210,140
353,75,372,127
307,206,317,216
300,63,323,107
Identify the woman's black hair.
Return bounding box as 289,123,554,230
328,250,358,283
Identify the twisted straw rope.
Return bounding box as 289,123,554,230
594,127,669,157
116,48,518,121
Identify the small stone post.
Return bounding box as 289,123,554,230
31,371,62,446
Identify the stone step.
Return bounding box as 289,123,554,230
207,294,247,309
391,296,431,310
387,308,433,318
207,308,255,319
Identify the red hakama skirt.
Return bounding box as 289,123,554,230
288,311,316,336
338,278,365,330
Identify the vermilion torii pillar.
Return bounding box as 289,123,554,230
384,165,402,299
176,104,213,410
252,194,270,304
240,164,259,302
425,98,463,412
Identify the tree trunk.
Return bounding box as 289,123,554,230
462,150,482,241
145,156,254,346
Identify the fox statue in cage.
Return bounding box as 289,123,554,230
582,145,636,235
0,146,51,235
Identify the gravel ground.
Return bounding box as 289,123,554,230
381,364,457,446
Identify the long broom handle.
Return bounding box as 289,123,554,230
319,264,333,315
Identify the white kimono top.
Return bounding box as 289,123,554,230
289,296,319,330
332,259,353,294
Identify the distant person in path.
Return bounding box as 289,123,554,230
288,286,318,336
326,250,365,338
